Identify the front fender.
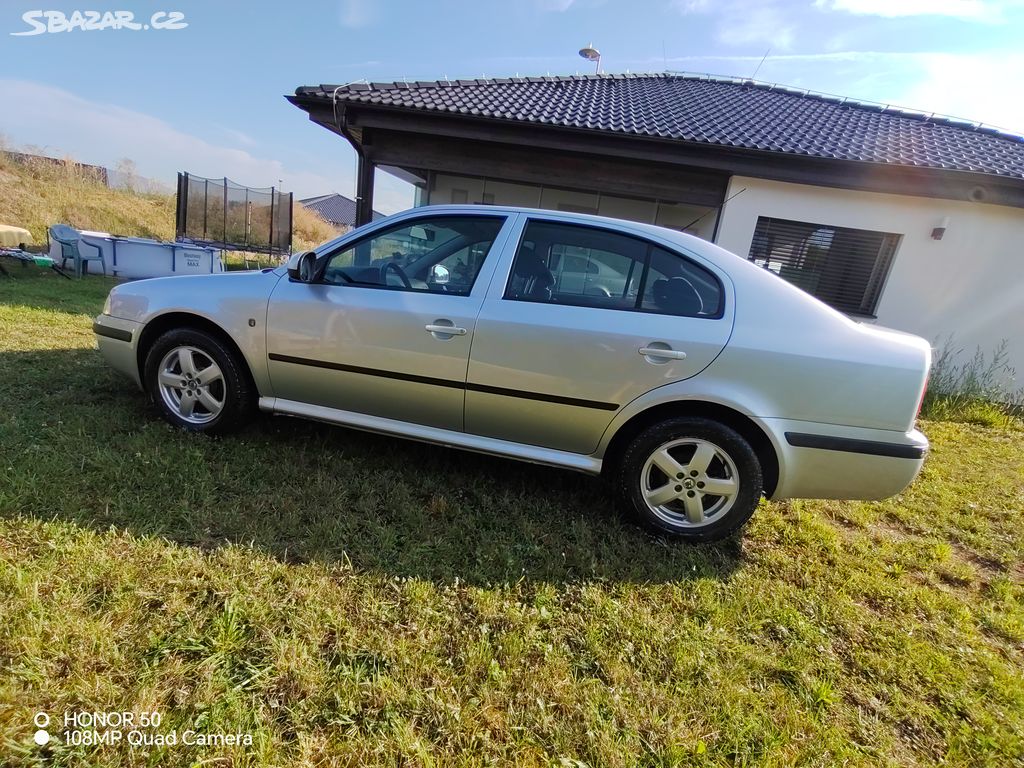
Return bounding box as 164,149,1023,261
105,271,283,396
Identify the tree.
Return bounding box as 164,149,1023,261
114,157,138,192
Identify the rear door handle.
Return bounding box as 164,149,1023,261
639,346,687,360
425,323,467,336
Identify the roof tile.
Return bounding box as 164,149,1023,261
298,193,382,227
295,73,1024,180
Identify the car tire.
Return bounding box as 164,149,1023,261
614,417,763,542
144,328,255,435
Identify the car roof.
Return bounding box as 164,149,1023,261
315,204,760,280
382,203,713,251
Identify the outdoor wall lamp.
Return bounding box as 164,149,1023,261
931,216,949,240
579,43,601,74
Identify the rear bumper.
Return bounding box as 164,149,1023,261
94,314,143,389
784,431,927,460
762,418,928,500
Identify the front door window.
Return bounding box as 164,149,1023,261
322,216,506,295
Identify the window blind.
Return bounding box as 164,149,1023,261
747,217,899,316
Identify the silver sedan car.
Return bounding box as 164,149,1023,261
94,206,930,542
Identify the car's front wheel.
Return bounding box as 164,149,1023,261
614,417,763,542
144,328,254,434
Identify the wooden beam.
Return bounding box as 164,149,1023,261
364,129,728,207
355,154,375,226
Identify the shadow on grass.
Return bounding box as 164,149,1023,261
0,269,116,316
0,347,744,586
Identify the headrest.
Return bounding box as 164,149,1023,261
651,277,704,316
514,248,549,279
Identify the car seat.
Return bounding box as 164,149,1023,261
651,276,703,316
512,249,554,300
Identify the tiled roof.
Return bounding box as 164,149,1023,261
293,73,1024,181
299,193,382,227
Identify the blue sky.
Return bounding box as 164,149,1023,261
2,0,1023,212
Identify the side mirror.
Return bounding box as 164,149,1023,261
430,264,450,285
287,250,317,282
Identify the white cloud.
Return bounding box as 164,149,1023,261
674,0,711,10
218,126,258,149
665,50,913,65
339,0,376,28
816,0,1009,19
716,6,795,49
672,0,796,50
0,77,416,215
887,51,1024,134
661,49,1024,135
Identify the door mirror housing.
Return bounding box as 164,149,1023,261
287,250,317,282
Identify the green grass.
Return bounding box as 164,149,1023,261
919,395,1012,428
920,337,1024,427
1,269,1022,767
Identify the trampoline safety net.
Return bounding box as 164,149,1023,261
175,172,293,254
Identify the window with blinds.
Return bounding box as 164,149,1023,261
747,217,900,316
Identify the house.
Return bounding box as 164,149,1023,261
299,192,382,229
287,73,1024,375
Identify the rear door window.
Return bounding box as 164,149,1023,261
505,220,723,318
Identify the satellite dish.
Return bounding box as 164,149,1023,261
578,43,601,74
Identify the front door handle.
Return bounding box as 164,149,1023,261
425,323,467,337
639,346,687,361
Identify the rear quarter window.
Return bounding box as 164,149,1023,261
640,246,723,318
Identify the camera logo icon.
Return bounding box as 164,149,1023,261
34,713,50,746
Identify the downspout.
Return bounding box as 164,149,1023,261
331,86,375,227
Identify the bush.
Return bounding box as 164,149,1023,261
921,337,1023,426
292,204,344,252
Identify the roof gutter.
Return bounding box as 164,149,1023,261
286,89,378,226
285,90,363,154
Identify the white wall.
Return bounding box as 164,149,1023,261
716,175,1024,378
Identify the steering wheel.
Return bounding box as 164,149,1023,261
381,261,412,289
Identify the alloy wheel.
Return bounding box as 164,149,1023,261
157,346,225,425
640,438,739,528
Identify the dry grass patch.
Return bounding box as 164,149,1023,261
0,153,175,244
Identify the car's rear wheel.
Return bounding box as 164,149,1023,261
144,328,254,434
614,417,762,542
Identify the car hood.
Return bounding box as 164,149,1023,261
105,269,283,323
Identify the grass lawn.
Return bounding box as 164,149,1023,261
1,268,1022,767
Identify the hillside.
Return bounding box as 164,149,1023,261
0,152,175,245
0,152,340,252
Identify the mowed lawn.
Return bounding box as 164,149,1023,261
1,269,1022,768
